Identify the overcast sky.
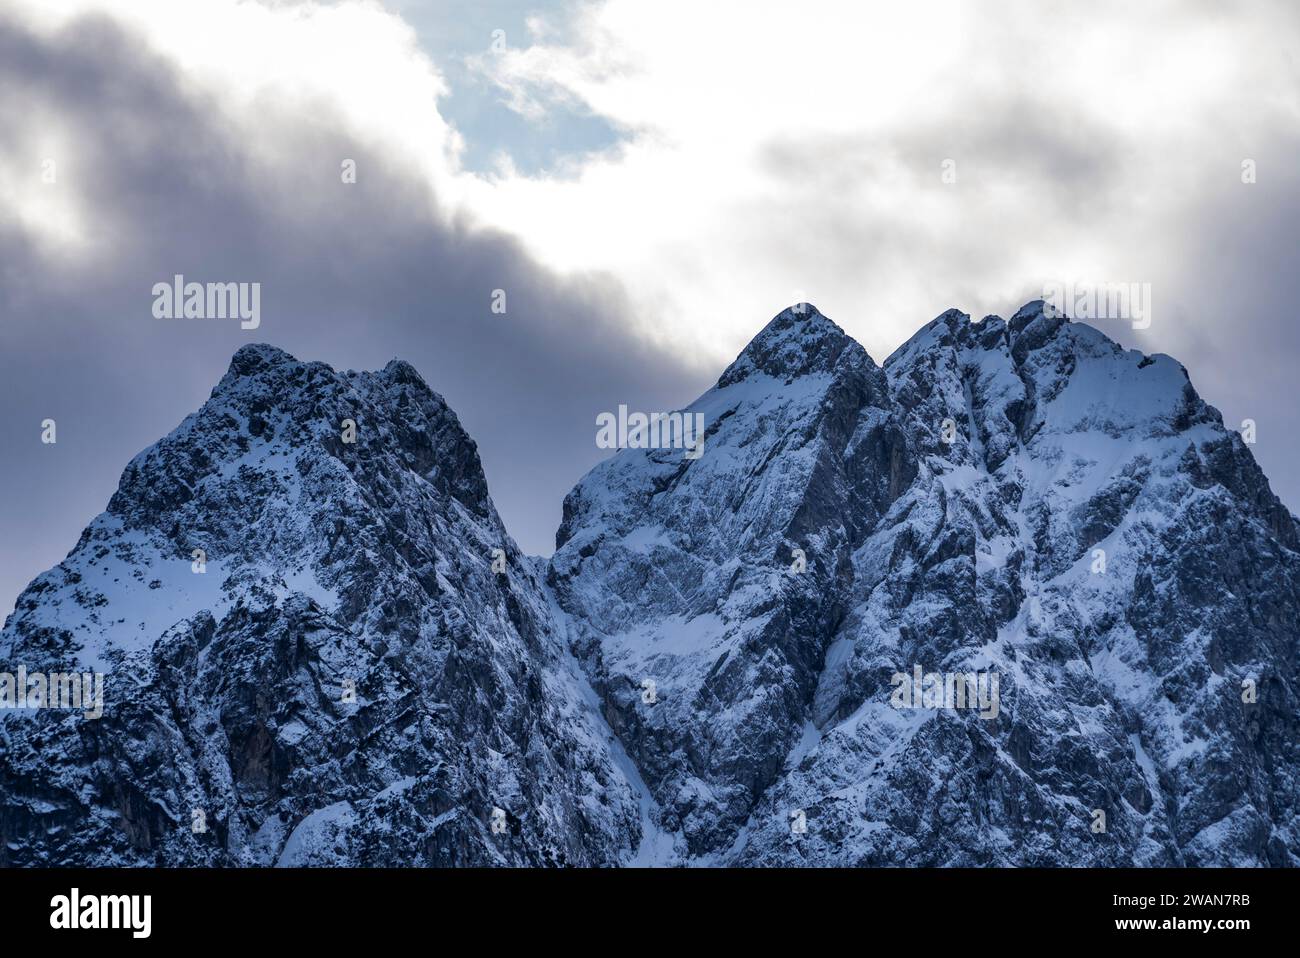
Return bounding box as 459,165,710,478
2,0,1298,618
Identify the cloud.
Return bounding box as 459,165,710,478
461,0,1300,511
3,0,1299,618
0,0,704,616
468,0,1300,360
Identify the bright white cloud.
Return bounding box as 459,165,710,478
465,0,1300,365
3,0,1300,605
14,0,1295,369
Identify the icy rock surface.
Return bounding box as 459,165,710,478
3,303,1298,867
549,305,913,855
0,345,643,865
553,303,1300,866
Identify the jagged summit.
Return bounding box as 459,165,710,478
886,299,1069,367
4,300,1298,868
1,340,645,867
230,341,296,365
554,297,1300,866
718,302,866,387
217,343,438,398
1009,297,1061,326
220,341,302,381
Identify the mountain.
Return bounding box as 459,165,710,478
3,304,1297,866
731,303,1298,865
0,344,644,865
548,304,913,858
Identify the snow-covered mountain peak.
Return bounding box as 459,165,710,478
5,303,1298,869
225,340,299,370
718,302,866,387
1,344,648,867
554,300,1300,866
887,299,1069,370
4,344,493,672
1008,296,1065,332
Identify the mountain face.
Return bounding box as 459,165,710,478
3,305,1297,867
725,304,1299,866
548,306,914,858
0,345,644,866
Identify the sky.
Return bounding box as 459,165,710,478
2,0,1299,618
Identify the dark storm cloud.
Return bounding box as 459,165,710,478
4,1,1299,623
0,9,707,615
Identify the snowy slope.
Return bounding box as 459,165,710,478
0,344,643,866
3,303,1296,868
548,304,914,854
555,302,1300,866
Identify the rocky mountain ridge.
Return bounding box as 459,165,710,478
3,302,1296,866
